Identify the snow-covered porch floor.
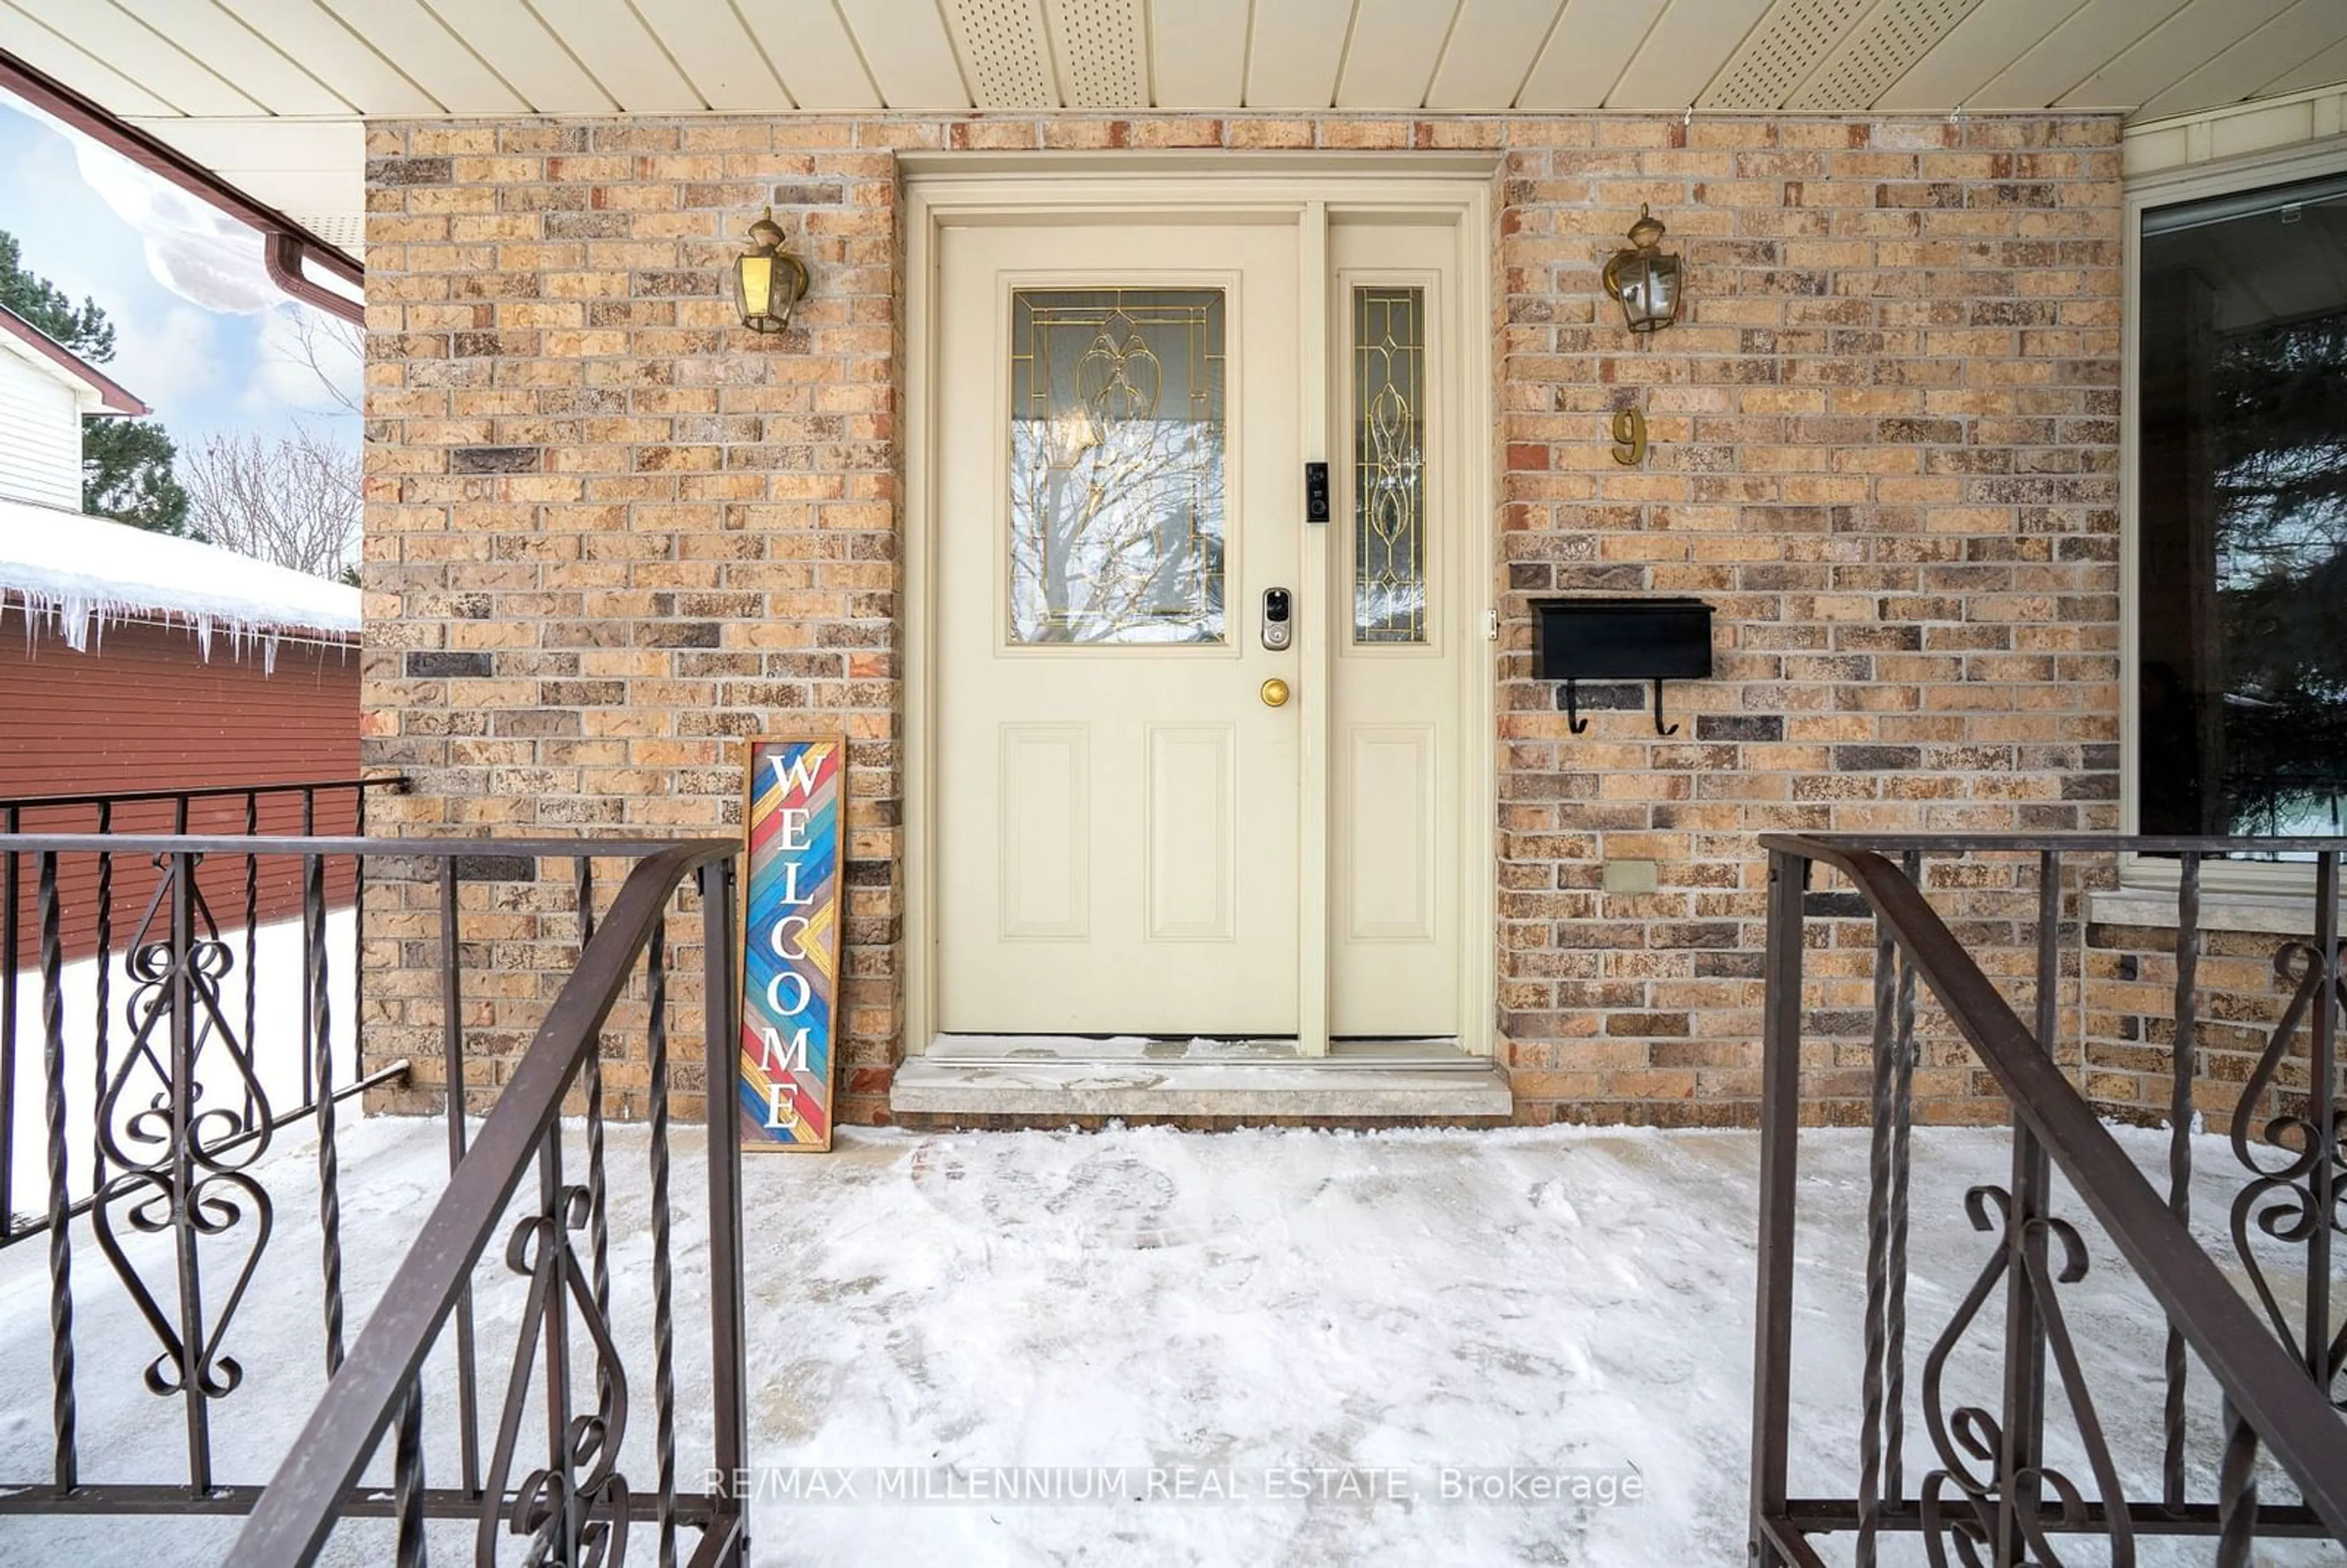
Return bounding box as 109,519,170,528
0,1116,2334,1565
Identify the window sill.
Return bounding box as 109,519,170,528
2087,885,2333,937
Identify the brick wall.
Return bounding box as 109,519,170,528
359,110,2125,1127
1,610,363,965
2085,913,2330,1140
1493,115,2123,1124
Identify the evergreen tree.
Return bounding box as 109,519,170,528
0,226,189,533
0,231,114,363
2210,307,2347,831
82,419,189,535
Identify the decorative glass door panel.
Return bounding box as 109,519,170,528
1008,287,1227,645
1352,285,1426,645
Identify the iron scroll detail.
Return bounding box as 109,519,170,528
90,853,274,1484
1918,1185,2137,1567
2228,939,2347,1407
479,1174,634,1568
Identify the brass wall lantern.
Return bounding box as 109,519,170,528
1603,204,1681,334
733,207,809,333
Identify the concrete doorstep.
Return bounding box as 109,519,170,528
890,1036,1515,1119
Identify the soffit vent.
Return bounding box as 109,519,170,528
295,213,367,252
1045,0,1145,109
945,0,1060,109
1790,0,1982,110
1697,0,1873,111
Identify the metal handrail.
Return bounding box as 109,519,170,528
230,837,741,1566
1763,833,2347,854
0,833,735,857
1757,832,2347,1544
0,778,406,813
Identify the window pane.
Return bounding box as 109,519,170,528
1354,286,1427,644
2138,179,2347,851
1008,288,1225,645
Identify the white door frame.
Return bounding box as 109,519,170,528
902,153,1500,1060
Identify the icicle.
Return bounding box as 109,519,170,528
2,510,361,663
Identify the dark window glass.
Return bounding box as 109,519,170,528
2138,175,2347,850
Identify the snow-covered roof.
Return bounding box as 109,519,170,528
0,303,148,417
0,496,360,665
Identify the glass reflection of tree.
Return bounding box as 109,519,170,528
1010,300,1226,645
2211,307,2347,837
1012,414,1225,644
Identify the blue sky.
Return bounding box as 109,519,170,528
0,94,359,464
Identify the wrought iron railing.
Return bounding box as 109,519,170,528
0,831,745,1568
0,777,401,829
1750,835,2346,1566
1,779,405,969
0,777,404,1237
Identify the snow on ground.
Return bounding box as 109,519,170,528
0,1115,2335,1566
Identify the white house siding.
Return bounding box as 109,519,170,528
0,351,82,510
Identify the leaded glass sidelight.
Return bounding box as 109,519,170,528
1353,286,1427,644
1008,288,1227,644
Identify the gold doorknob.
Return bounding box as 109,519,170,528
1260,677,1290,708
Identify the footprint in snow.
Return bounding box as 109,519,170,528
1527,1179,1582,1227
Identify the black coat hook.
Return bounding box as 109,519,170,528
1563,677,1681,735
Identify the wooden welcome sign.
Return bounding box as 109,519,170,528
739,737,844,1152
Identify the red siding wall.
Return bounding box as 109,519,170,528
0,609,362,964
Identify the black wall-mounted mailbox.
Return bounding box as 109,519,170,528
1532,596,1714,736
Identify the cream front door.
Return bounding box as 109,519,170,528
935,219,1302,1035
930,202,1469,1046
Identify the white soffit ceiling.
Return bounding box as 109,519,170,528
3,0,2345,259
6,0,2340,120
128,114,367,254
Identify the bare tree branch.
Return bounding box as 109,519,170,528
182,425,361,582
282,309,362,416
